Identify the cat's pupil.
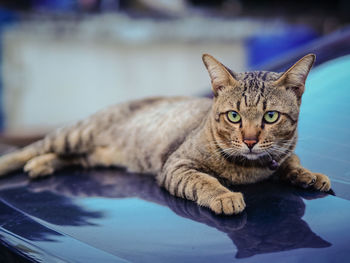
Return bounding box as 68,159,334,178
268,112,274,118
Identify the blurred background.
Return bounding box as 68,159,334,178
0,0,349,145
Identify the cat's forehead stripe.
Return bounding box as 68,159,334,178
237,71,281,81
230,70,282,108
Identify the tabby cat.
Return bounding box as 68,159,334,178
0,53,331,215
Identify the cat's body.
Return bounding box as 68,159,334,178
0,54,331,215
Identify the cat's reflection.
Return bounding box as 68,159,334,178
0,168,331,258
161,177,331,258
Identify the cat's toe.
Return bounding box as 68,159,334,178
287,168,331,192
313,173,331,192
24,158,54,179
209,192,245,215
288,168,317,188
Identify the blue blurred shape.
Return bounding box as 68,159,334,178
0,8,17,131
246,26,318,68
32,0,76,12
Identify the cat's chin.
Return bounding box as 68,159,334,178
242,152,267,160
231,152,272,168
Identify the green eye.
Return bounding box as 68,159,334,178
264,111,280,123
227,111,241,123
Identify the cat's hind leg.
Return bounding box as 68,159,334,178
85,146,125,168
0,141,43,176
24,146,125,179
0,121,97,177
23,153,83,179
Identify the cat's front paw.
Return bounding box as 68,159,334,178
209,192,245,215
287,167,331,192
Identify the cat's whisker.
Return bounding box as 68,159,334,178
271,145,289,153
205,140,242,158
268,146,292,158
204,143,238,162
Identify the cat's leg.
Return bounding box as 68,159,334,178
158,160,246,215
278,154,331,191
0,141,43,176
0,122,97,177
84,146,124,167
23,153,83,179
23,146,123,179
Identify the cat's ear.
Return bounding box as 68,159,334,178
202,54,238,96
275,54,316,98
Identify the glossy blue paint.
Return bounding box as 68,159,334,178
0,56,349,262
297,55,350,200
0,170,349,263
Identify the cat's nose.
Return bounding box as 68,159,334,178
243,138,258,149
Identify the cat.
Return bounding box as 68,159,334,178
0,53,331,215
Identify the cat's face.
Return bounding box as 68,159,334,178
203,54,315,163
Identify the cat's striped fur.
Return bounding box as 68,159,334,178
0,54,330,215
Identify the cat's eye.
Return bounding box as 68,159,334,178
227,111,241,123
263,111,280,123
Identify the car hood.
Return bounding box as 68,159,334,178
0,56,350,263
